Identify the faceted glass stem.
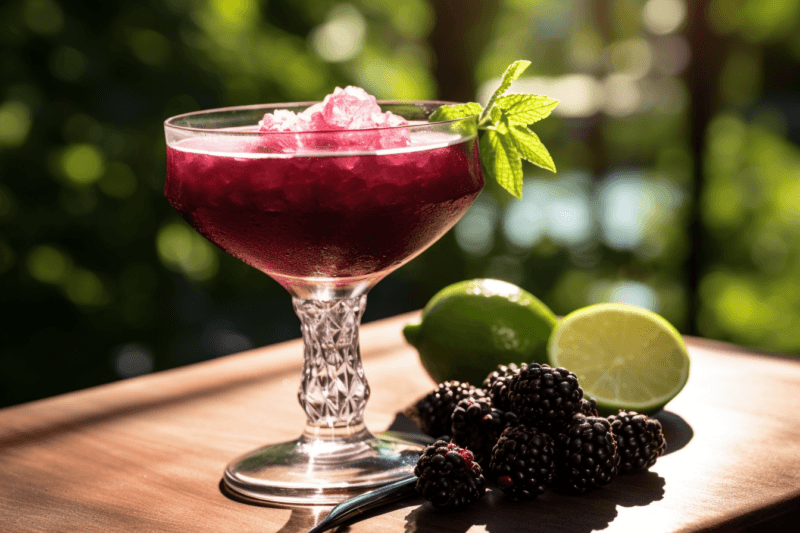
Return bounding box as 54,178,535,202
293,295,370,436
223,294,423,505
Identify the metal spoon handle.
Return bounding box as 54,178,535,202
307,476,418,533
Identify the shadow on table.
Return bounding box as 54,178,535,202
403,471,666,533
274,508,329,533
653,410,693,455
220,479,333,531
398,410,691,533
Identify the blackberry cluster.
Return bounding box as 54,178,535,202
450,396,516,466
413,362,667,510
415,440,486,510
488,424,555,501
552,414,620,494
508,363,583,434
413,381,483,438
608,410,666,473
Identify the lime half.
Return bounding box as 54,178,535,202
548,303,690,415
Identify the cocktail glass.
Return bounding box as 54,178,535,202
163,101,484,505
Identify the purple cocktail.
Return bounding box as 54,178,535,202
164,96,483,505
166,131,482,295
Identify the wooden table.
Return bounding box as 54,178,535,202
2,311,800,532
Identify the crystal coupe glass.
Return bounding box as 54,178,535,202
163,101,484,505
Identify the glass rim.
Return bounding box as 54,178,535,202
163,100,476,135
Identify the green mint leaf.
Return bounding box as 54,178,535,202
479,126,523,198
496,94,559,125
489,104,502,124
470,59,557,197
480,60,531,122
429,102,483,122
508,124,557,172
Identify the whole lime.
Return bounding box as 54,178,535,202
403,279,558,386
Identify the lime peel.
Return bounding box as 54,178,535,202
404,279,558,386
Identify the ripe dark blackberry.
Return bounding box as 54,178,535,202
451,396,516,466
579,397,599,417
553,413,620,494
412,381,484,438
489,424,555,501
482,363,524,411
607,410,666,473
415,440,486,510
508,363,584,434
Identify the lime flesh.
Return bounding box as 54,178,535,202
404,279,558,386
547,303,690,415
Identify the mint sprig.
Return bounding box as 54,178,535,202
429,60,558,198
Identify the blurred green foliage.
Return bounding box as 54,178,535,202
700,114,800,350
1,0,799,407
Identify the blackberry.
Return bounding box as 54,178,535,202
415,440,486,510
578,397,599,417
482,363,524,411
553,414,619,494
451,396,516,466
607,411,666,473
489,424,555,501
508,363,584,434
412,381,484,438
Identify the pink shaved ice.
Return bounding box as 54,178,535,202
257,86,410,152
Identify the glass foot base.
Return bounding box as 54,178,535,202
223,429,424,506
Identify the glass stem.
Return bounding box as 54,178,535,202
292,295,370,438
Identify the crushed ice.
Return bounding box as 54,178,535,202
258,86,410,152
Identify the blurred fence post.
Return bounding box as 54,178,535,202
686,0,727,334
428,0,500,102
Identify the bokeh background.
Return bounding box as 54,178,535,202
2,0,800,408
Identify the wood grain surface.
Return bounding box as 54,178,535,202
1,311,800,532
